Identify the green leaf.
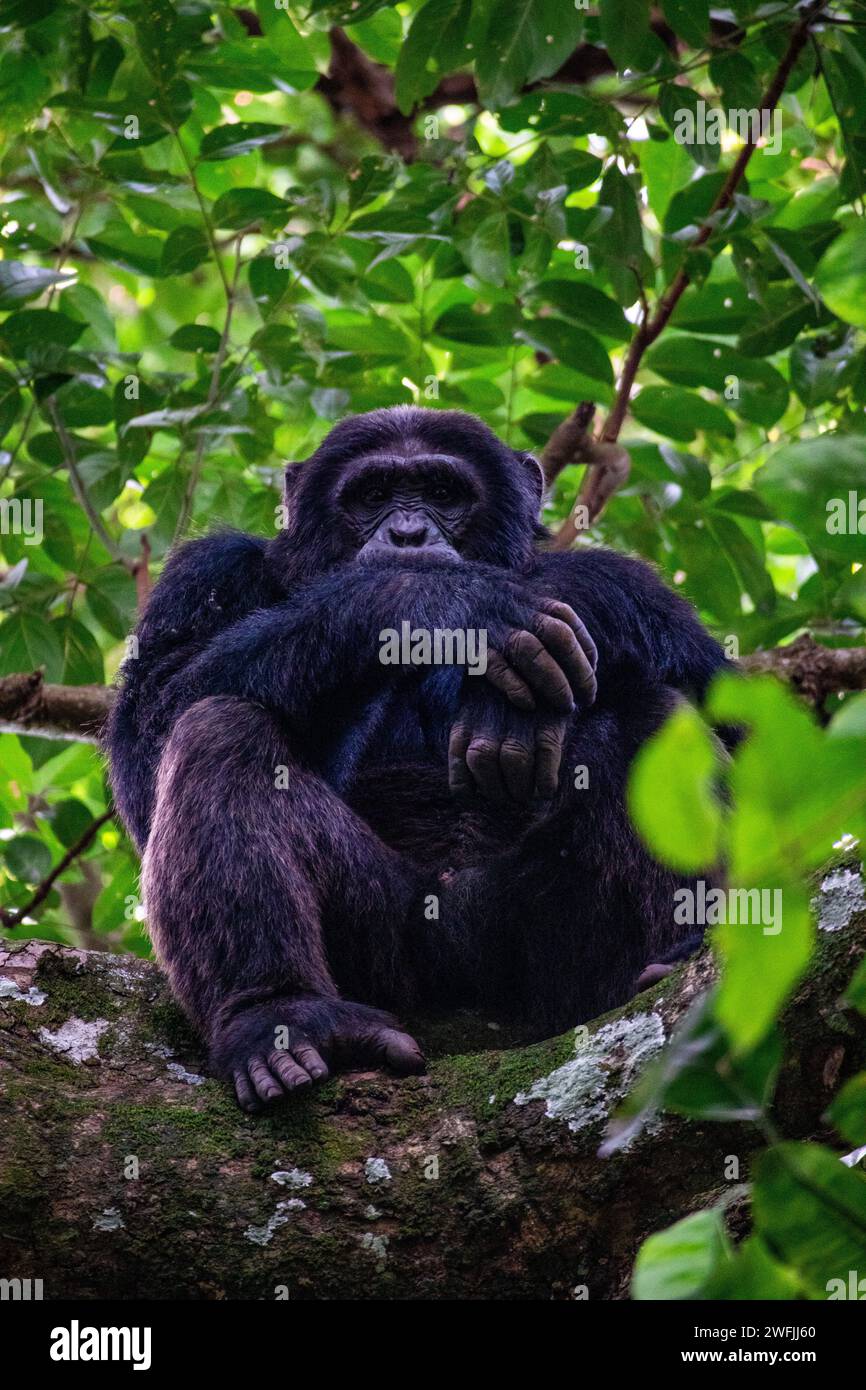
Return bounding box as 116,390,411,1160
211,187,286,230
433,302,520,346
0,308,83,356
134,0,187,86
140,467,187,547
829,1073,866,1146
0,261,75,308
597,165,646,305
790,333,855,408
814,222,866,329
2,833,52,884
662,0,709,48
84,566,137,641
199,123,284,161
92,853,142,937
51,798,95,848
603,994,782,1157
0,610,63,681
640,131,693,222
534,280,629,340
520,318,613,385
736,285,828,358
632,1210,731,1301
660,84,719,169
645,335,788,428
51,615,104,685
170,324,222,352
160,225,210,276
0,368,21,442
709,673,866,885
703,1236,803,1300
709,51,761,111
50,380,113,428
475,0,584,109
829,692,866,738
631,386,734,441
628,704,723,872
462,211,509,286
753,1144,866,1298
599,0,653,74
395,0,471,114
754,436,866,564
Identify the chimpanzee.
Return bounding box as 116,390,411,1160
107,407,727,1111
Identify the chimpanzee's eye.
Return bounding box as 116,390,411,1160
361,484,389,507
429,482,455,504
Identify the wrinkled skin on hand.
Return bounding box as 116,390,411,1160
449,598,598,802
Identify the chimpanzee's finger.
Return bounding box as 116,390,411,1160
532,613,597,705
248,1055,284,1104
499,733,535,803
466,733,510,802
505,630,575,714
540,600,598,669
483,647,536,711
534,718,567,799
448,721,475,796
234,1068,260,1113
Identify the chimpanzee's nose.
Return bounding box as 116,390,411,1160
387,512,429,547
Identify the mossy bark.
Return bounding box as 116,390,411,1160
1,894,864,1301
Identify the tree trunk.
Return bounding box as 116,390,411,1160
1,869,864,1300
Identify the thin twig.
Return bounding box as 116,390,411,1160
551,0,826,547
48,402,136,574
0,809,114,928
172,241,243,542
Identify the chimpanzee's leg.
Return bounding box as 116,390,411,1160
430,686,715,1035
142,696,426,1110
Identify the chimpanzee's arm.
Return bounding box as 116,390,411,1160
107,530,280,847
148,558,580,732
109,549,561,841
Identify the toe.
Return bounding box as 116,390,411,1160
248,1055,284,1103
269,1050,313,1092
380,1028,426,1076
234,1067,260,1113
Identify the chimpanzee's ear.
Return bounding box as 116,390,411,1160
513,450,545,508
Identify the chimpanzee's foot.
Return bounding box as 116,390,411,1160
635,962,676,991
635,928,707,994
210,995,425,1112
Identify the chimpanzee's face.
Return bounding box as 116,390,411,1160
336,450,482,563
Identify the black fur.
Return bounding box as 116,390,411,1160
107,407,728,1101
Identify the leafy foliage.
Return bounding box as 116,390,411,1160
1,0,865,1300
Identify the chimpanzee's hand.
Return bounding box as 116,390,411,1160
448,690,568,803
484,598,598,714
210,997,425,1112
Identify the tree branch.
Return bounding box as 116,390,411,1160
540,400,631,517
1,875,861,1298
550,0,826,547
741,633,866,709
0,670,113,742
